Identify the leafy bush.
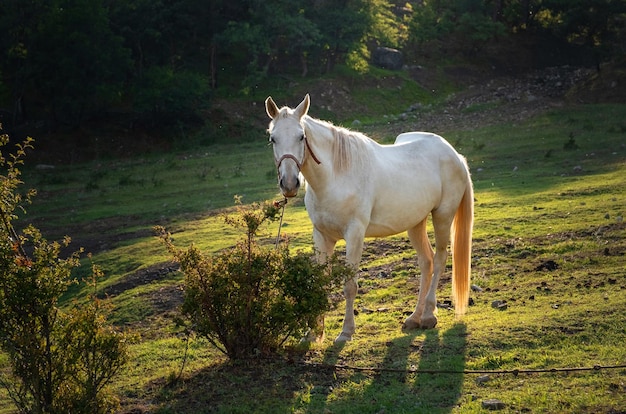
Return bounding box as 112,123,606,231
157,201,352,359
0,135,129,414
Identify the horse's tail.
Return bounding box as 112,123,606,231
451,166,474,317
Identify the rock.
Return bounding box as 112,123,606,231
471,284,484,292
476,374,491,384
407,103,423,112
491,300,508,310
36,164,55,170
482,399,506,410
535,260,559,271
371,47,404,70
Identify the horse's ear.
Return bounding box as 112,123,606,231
294,94,310,120
265,96,279,119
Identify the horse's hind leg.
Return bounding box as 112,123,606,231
419,210,455,329
404,219,434,330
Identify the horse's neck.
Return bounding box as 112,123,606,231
302,117,335,189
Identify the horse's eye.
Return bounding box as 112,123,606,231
299,134,305,141
269,136,276,144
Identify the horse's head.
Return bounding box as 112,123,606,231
265,94,310,198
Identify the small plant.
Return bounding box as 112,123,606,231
0,134,129,414
156,200,352,359
563,133,579,150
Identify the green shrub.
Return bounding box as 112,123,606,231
157,201,351,359
0,135,129,414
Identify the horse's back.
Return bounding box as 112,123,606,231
390,131,470,203
394,131,439,145
392,131,463,164
394,131,453,149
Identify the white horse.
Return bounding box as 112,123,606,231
265,94,473,343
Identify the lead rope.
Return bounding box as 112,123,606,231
274,197,288,248
273,135,319,248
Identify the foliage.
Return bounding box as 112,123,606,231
534,0,626,64
307,0,404,74
157,201,352,359
0,135,129,413
133,66,210,128
409,0,506,54
0,0,624,133
0,0,130,129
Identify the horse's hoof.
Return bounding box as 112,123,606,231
334,332,352,343
420,316,438,329
402,318,421,330
301,330,325,344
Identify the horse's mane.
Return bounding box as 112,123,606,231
304,116,373,174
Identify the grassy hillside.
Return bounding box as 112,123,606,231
2,97,625,412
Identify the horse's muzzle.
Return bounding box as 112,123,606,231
280,175,300,198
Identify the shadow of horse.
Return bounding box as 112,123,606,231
137,324,466,413
314,322,467,413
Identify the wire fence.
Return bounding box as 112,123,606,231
300,361,626,376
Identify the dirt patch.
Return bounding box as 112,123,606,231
99,261,179,298
566,58,626,104
393,66,596,135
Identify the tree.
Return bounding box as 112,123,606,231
0,0,51,127
533,0,626,67
309,0,405,73
0,0,130,130
32,0,130,128
408,0,505,56
216,0,322,91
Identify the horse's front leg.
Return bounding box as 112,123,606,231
304,228,337,343
335,226,365,343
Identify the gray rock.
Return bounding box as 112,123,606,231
372,47,404,70
491,300,508,310
482,399,506,410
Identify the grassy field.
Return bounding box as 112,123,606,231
2,103,625,413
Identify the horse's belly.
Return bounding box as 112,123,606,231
365,207,430,237
306,181,436,240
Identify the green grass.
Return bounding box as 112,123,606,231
2,104,625,413
22,141,279,234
